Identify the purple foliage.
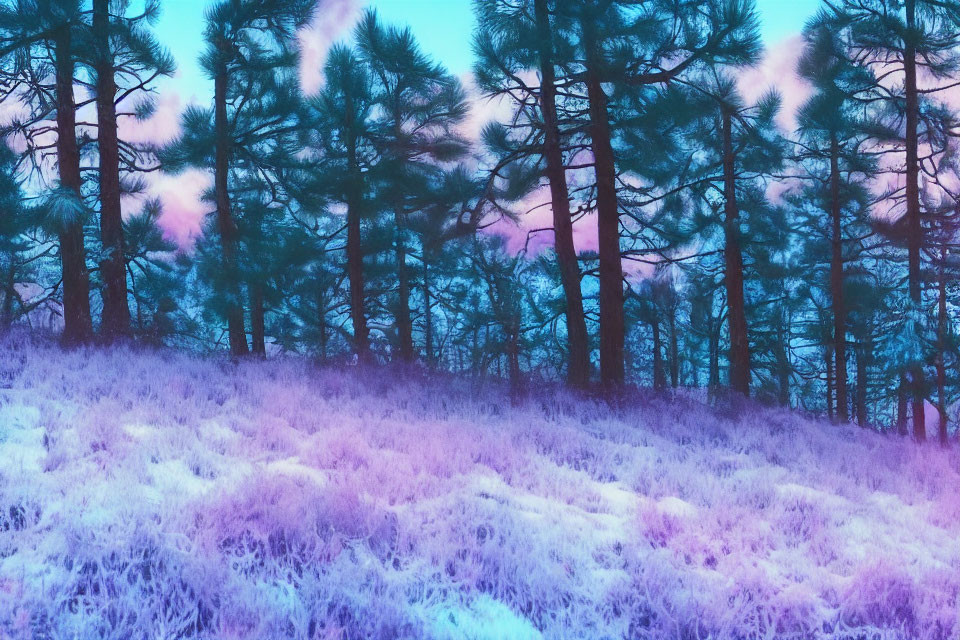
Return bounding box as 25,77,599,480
0,334,958,639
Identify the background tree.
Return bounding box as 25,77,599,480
355,9,469,362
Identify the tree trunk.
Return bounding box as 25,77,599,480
508,324,522,399
721,110,751,395
93,0,130,342
317,282,328,360
904,0,925,440
937,245,949,445
826,348,835,423
855,335,869,427
423,258,434,366
250,283,266,357
651,318,665,391
393,209,414,361
668,303,679,388
583,30,625,389
214,53,248,356
344,85,369,357
54,27,93,345
534,0,589,388
897,373,909,436
708,311,720,399
829,135,847,422
1,264,15,328
775,311,791,406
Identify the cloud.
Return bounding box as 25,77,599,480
118,91,184,146
737,34,812,132
147,169,212,248
298,0,364,95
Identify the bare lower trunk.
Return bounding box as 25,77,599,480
214,53,247,356
937,247,949,446
721,110,750,395
94,0,130,341
826,350,835,423
394,211,414,362
855,335,869,427
250,284,265,357
508,325,522,399
583,35,625,388
344,85,369,357
652,319,665,391
317,283,328,360
708,312,720,399
897,374,909,436
423,258,434,366
829,136,847,422
775,314,790,406
1,264,15,327
534,0,589,388
668,305,679,388
54,27,93,345
904,0,925,440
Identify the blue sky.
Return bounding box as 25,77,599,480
153,0,822,101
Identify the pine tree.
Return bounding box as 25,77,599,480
795,20,876,421
825,0,960,440
88,0,173,341
0,0,93,343
557,0,762,389
473,0,591,387
355,9,469,362
163,0,315,356
305,43,376,358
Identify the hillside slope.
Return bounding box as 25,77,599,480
0,335,958,639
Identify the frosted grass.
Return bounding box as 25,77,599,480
0,333,958,639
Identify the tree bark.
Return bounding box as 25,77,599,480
534,0,590,388
93,0,130,342
897,373,909,436
855,334,869,427
423,257,434,366
721,110,751,395
343,83,369,357
826,348,835,423
904,0,926,440
668,303,679,388
508,323,522,399
214,52,248,356
316,282,328,360
708,310,720,399
250,283,266,357
937,245,949,445
829,135,848,422
393,209,414,361
1,264,15,328
775,311,791,406
651,317,665,391
583,30,625,388
54,27,93,345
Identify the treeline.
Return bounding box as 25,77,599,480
1,0,959,442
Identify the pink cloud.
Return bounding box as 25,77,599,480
298,0,363,95
147,169,212,248
738,35,812,131
118,91,184,146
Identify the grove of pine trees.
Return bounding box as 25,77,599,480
2,0,960,441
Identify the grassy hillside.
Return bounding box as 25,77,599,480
0,334,958,639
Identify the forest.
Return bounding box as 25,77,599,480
1,0,959,442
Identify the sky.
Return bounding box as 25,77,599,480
153,0,823,101
140,0,823,246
